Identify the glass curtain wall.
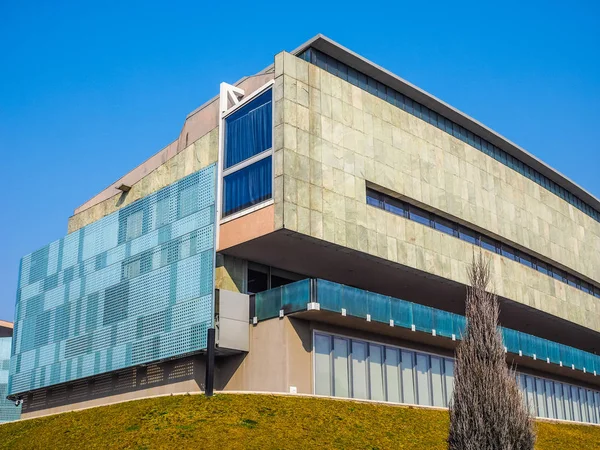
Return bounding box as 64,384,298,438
314,331,600,424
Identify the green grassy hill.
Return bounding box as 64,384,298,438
0,394,598,449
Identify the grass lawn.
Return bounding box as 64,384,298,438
0,394,598,449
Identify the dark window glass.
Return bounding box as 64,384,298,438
444,118,452,134
458,227,478,245
248,269,268,294
358,72,367,90
316,52,327,70
405,97,414,114
326,55,338,76
338,63,348,81
536,261,549,276
595,287,600,299
434,217,455,236
347,67,359,86
413,102,421,119
580,282,591,294
519,252,534,269
366,189,383,208
501,245,517,261
223,157,272,217
376,82,386,100
224,89,273,169
409,206,431,227
567,275,579,289
367,77,377,95
384,197,406,217
552,268,566,283
386,87,396,105
481,236,497,253
271,274,295,289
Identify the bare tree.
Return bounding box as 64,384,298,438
448,253,536,450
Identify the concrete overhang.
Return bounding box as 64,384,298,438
285,34,600,214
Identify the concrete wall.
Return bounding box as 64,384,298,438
223,317,312,394
274,51,600,332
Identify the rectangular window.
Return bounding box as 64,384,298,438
333,337,350,398
314,334,332,396
369,344,385,401
416,354,430,406
571,386,581,422
555,382,565,420
401,350,415,404
525,376,536,415
444,359,455,406
458,226,478,245
481,236,497,253
409,206,431,227
366,189,384,208
385,347,401,403
501,244,517,261
545,380,556,419
224,89,272,169
384,196,406,217
535,377,546,417
351,341,368,399
430,356,444,407
223,157,272,217
519,252,534,269
434,217,455,236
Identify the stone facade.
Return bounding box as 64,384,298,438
68,128,219,233
273,51,600,332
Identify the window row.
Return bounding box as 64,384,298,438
298,48,600,224
314,333,455,408
520,373,600,424
222,88,273,218
366,188,600,299
314,332,600,424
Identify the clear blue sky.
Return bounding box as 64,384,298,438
0,0,598,321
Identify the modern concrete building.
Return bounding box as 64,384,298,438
9,35,600,424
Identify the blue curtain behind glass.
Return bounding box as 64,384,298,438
225,89,272,169
223,157,272,216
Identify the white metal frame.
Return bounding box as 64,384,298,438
216,80,275,245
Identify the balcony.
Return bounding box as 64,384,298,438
254,279,600,378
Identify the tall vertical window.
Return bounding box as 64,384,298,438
222,88,273,218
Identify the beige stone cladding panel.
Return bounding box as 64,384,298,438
274,51,600,332
68,128,219,232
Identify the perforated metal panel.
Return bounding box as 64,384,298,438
0,338,20,421
9,164,216,396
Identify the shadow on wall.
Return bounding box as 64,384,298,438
21,352,251,415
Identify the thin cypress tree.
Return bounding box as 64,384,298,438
448,253,536,450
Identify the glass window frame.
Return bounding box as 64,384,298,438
221,85,274,220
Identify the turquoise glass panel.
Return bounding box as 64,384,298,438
10,165,216,396
0,338,20,422
255,279,600,377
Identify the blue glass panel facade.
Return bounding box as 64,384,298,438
9,164,216,396
224,89,272,169
0,338,20,422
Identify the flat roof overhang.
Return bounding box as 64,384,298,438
222,229,600,356
282,34,600,214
